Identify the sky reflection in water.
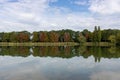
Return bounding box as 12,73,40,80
0,46,120,80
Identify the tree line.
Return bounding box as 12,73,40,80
0,26,120,45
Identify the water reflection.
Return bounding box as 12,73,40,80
0,46,120,62
0,46,30,57
90,71,120,80
0,46,120,80
33,46,78,58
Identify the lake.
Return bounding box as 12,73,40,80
0,46,120,80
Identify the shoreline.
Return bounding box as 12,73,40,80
85,42,115,47
0,42,115,46
0,42,79,46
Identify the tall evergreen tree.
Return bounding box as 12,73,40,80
98,26,101,42
93,26,98,43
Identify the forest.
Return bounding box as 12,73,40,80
0,26,120,45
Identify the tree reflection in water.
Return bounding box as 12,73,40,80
0,46,120,62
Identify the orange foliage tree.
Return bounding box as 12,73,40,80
17,32,30,42
63,32,71,42
39,31,49,42
49,31,60,42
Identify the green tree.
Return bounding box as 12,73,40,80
92,26,102,44
76,32,86,43
0,32,4,42
2,33,10,42
9,32,18,42
98,26,101,42
108,35,116,43
116,32,120,45
74,31,80,42
82,29,91,42
101,29,119,42
92,26,98,43
32,32,39,42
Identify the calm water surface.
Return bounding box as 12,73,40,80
0,46,120,80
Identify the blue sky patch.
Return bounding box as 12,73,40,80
49,0,89,12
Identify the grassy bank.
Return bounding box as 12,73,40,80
0,42,115,46
0,42,79,46
84,42,115,46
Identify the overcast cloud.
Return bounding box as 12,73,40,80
0,0,120,32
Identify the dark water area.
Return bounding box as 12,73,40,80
0,46,120,80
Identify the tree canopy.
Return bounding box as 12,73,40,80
0,27,119,45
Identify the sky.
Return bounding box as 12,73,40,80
0,0,120,32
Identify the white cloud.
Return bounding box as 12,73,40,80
0,0,50,32
0,0,7,3
89,0,120,15
0,0,119,32
0,0,95,32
